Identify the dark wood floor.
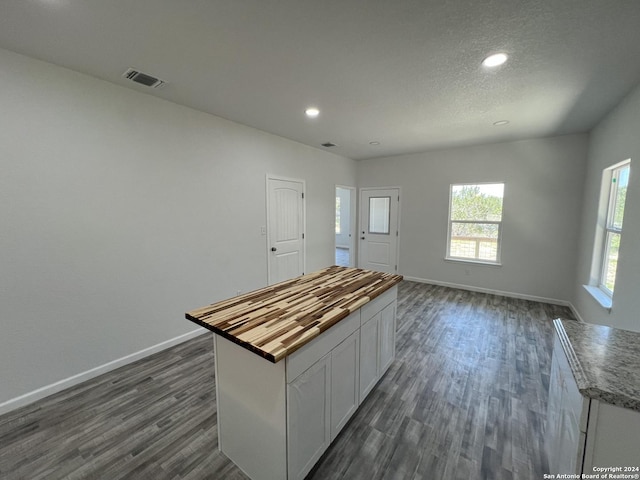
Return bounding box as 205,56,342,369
0,281,574,480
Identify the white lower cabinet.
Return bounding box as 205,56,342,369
378,302,396,374
330,331,360,441
214,286,398,480
360,297,397,401
286,354,331,480
546,335,586,474
584,401,640,471
287,330,362,480
286,288,398,480
547,333,640,475
359,312,380,400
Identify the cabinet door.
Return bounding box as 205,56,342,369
558,399,582,474
359,313,380,401
287,354,331,480
546,349,563,474
378,301,396,375
548,334,588,475
330,331,360,441
562,362,588,474
583,402,640,474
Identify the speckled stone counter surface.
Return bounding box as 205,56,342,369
554,318,640,412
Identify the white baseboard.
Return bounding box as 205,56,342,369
567,302,586,323
403,276,571,307
0,328,208,417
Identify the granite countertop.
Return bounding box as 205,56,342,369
186,266,403,363
554,318,640,412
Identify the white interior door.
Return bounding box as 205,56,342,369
358,188,399,273
267,176,305,285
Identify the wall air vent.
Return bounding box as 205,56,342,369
122,68,166,88
321,142,338,148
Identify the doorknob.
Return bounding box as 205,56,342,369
360,237,365,240
271,247,277,252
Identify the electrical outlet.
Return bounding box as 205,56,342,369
260,226,266,235
236,290,242,296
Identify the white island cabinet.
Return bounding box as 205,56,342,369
547,319,640,476
186,267,402,480
360,289,397,399
285,309,362,480
216,287,397,480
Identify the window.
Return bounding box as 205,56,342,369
335,196,341,234
368,196,391,234
447,183,504,264
598,161,630,296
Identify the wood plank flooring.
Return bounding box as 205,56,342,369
0,281,574,479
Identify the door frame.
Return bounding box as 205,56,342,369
358,186,401,273
335,185,357,267
266,174,306,285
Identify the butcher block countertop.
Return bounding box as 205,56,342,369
186,266,403,363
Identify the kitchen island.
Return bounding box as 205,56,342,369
186,266,403,480
547,319,640,475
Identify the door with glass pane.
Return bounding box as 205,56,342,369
358,188,399,273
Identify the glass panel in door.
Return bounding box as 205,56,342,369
368,197,391,234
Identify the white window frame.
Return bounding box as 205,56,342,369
584,159,630,311
446,182,505,265
598,160,630,297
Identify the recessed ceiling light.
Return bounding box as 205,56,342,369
482,53,508,68
493,120,510,126
305,107,320,118
369,141,380,146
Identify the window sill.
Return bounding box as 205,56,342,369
583,285,612,312
444,257,502,267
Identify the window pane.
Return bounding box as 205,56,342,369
602,232,620,293
335,196,341,234
449,222,499,261
369,196,390,234
451,184,504,221
611,165,630,230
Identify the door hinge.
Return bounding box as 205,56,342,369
395,265,398,271
396,230,398,237
301,192,304,199
302,233,305,239
398,195,400,201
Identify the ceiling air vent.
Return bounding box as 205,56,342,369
321,142,338,148
122,68,166,88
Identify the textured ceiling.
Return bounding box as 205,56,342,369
1,0,640,160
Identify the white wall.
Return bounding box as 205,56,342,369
0,48,356,408
356,134,588,303
573,84,640,332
